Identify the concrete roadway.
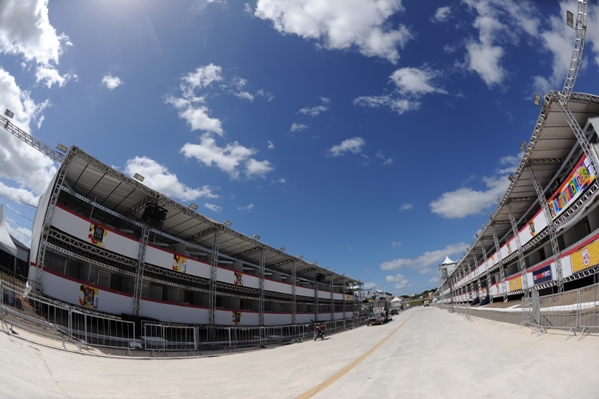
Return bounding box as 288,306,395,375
1,307,598,399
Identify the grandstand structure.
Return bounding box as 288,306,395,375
19,144,363,326
0,114,363,328
435,0,599,305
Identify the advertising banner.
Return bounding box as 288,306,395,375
79,285,99,309
234,271,243,286
172,254,187,273
548,154,596,220
232,311,242,325
88,223,107,247
533,265,552,285
509,277,522,291
571,239,599,273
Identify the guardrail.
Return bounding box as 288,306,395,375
522,283,599,341
0,278,368,357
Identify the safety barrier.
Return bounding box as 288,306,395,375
0,278,368,356
0,280,138,354
577,283,599,340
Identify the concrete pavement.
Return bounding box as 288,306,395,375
1,307,598,398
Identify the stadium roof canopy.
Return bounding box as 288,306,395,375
452,91,599,279
60,147,362,287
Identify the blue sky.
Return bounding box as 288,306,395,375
1,0,599,296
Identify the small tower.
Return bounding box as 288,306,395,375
438,256,457,284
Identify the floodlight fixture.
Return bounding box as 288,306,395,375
487,212,492,218
299,255,304,259
4,109,14,118
496,197,502,203
224,220,232,227
566,10,574,28
57,143,68,153
253,234,260,240
519,142,527,151
280,247,285,251
533,93,542,106
189,203,199,210
133,173,145,182
508,174,515,182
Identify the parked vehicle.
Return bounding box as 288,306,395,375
366,312,385,326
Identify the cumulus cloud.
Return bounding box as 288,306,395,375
399,203,413,211
391,241,402,248
267,140,275,149
124,156,219,201
102,74,123,90
255,0,412,63
238,203,254,211
354,66,446,114
0,68,56,204
205,203,222,213
329,137,366,157
432,6,451,23
181,133,273,179
386,273,410,290
290,122,308,132
380,242,469,271
363,282,379,290
429,154,519,218
300,105,328,117
429,276,440,284
36,66,75,88
462,0,540,87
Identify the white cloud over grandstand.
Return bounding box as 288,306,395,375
124,156,219,201
429,154,519,219
181,133,273,179
386,273,411,290
380,242,468,271
255,0,412,63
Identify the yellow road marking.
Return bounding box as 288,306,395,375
295,313,414,399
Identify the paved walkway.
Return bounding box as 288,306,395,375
1,307,598,398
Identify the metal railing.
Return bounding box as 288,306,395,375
520,282,599,340
0,278,368,357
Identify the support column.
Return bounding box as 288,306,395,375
481,244,493,303
508,202,530,297
342,278,346,320
209,231,220,327
314,274,319,321
330,274,334,321
34,153,74,292
473,255,482,299
259,249,265,326
492,226,508,302
292,261,296,325
133,227,150,316
529,166,564,291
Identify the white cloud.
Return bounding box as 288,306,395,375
255,0,412,63
429,154,519,219
267,140,275,149
399,203,413,211
181,132,273,179
0,0,71,66
432,6,451,23
245,158,274,178
102,74,123,90
354,66,447,114
205,203,222,213
290,122,308,132
390,67,448,95
300,105,328,117
354,94,420,114
391,241,402,248
329,137,366,157
124,156,219,201
429,276,440,284
182,64,223,94
167,96,224,135
244,3,253,15
363,282,379,290
386,273,410,290
36,66,75,88
5,221,32,248
380,242,468,271
238,203,254,211
462,0,540,87
0,68,56,203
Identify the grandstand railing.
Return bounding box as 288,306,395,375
0,279,368,356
